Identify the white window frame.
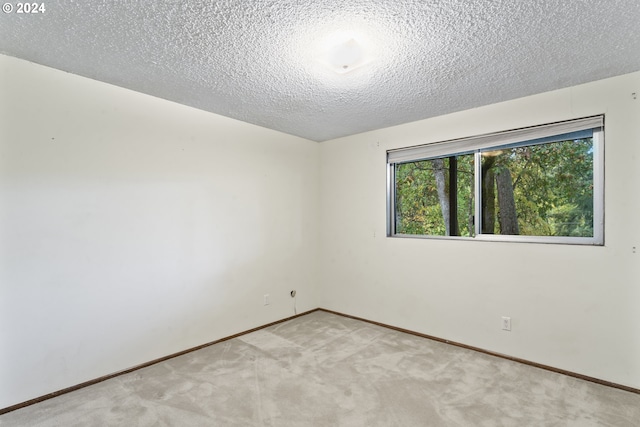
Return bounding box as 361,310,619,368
387,116,605,245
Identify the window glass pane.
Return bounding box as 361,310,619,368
480,138,593,237
387,117,602,244
394,154,474,236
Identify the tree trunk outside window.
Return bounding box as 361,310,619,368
496,166,519,235
481,157,496,234
432,158,450,235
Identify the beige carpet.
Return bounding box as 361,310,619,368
1,310,639,426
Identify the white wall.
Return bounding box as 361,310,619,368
0,55,320,409
319,72,640,389
1,53,638,410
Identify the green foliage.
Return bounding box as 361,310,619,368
395,155,474,236
394,138,594,238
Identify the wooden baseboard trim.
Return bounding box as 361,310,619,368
319,308,640,395
0,309,319,416
3,306,637,416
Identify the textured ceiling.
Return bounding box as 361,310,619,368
1,1,639,142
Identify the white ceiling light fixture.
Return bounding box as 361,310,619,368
324,37,368,74
317,31,373,74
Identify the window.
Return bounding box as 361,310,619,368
387,116,604,245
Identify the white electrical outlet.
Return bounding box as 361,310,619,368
502,316,511,331
264,294,270,306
